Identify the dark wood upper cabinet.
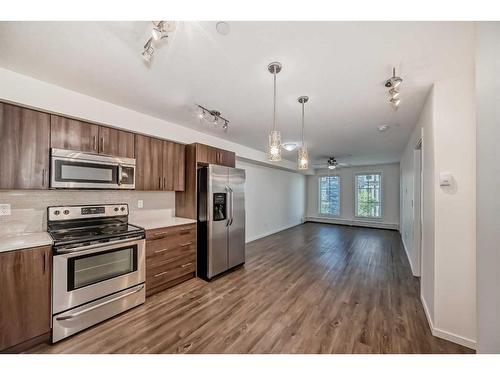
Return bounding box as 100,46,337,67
98,126,135,158
194,143,235,167
135,134,163,191
50,115,99,152
173,142,185,191
219,148,236,167
0,246,51,352
0,103,50,190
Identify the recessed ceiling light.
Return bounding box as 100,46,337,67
378,124,389,132
216,22,230,35
282,143,298,151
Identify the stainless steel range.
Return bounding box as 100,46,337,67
47,204,146,343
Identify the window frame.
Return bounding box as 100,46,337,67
354,171,383,220
317,173,341,217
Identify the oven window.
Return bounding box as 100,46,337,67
68,245,138,291
55,160,118,184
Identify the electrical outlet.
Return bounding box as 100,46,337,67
0,204,11,216
137,200,144,209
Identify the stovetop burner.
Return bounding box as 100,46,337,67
47,204,145,249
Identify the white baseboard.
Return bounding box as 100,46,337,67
401,237,418,276
305,216,399,230
420,293,476,350
245,222,302,243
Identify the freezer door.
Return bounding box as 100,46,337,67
228,168,246,268
208,165,229,278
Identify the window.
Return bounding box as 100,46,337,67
355,173,382,218
319,175,340,216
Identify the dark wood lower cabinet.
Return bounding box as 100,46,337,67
0,246,52,352
145,224,196,297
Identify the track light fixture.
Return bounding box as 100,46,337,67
385,67,403,111
142,21,176,63
196,104,229,131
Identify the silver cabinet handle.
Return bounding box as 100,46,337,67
181,262,192,268
42,168,46,187
93,135,97,151
154,247,170,254
55,284,144,321
154,271,169,277
180,242,192,247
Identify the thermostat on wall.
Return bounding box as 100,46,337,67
439,172,453,187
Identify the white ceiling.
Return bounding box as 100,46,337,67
0,21,472,166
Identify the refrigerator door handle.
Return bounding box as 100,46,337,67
225,186,231,227
228,186,234,226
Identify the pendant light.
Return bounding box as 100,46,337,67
267,62,282,161
297,96,309,170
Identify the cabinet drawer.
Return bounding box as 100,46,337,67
146,254,195,294
146,238,196,264
146,224,196,240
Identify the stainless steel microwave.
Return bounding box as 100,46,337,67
50,148,136,189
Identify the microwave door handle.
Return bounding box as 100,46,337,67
118,164,123,185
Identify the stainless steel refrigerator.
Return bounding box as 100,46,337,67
197,165,246,280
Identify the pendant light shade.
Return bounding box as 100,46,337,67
297,96,309,170
267,62,282,161
298,146,309,170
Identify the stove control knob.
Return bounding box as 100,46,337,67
54,210,60,216
120,206,126,212
114,207,119,212
63,210,70,215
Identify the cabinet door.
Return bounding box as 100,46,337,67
98,126,135,158
135,135,163,190
173,143,185,191
50,115,99,152
162,140,175,191
0,246,51,352
219,149,236,167
195,143,208,164
0,103,50,189
207,146,219,164
162,141,185,191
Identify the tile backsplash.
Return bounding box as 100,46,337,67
0,190,175,235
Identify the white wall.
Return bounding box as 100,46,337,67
401,90,436,323
476,22,500,354
305,163,400,230
236,159,306,243
399,28,476,348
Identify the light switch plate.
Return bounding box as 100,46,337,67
137,200,144,209
0,204,11,216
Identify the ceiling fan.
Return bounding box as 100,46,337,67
312,156,350,170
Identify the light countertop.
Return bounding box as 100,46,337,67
0,232,53,254
129,209,196,230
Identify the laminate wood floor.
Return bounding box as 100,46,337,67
29,223,473,354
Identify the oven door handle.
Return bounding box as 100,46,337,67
56,236,144,255
55,284,145,321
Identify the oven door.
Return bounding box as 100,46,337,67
53,237,145,314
